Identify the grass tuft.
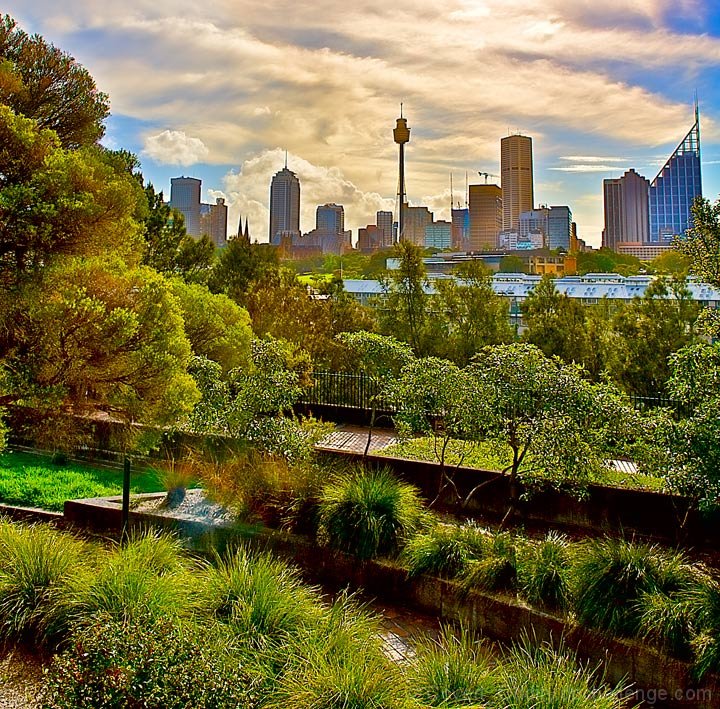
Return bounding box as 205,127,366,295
516,531,572,609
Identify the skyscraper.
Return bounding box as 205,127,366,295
316,203,344,234
648,108,702,243
170,177,202,237
376,210,393,247
468,184,502,251
451,207,470,250
602,169,650,250
269,166,300,244
199,197,228,247
547,206,573,251
501,135,534,233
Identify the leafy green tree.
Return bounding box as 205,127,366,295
378,241,430,355
170,280,252,372
0,106,141,286
2,256,199,447
139,184,188,274
0,15,109,148
433,262,513,365
499,254,527,273
465,344,638,520
576,248,641,276
648,249,691,276
209,234,279,301
336,331,414,454
174,234,216,285
660,343,720,509
521,275,589,365
603,276,698,397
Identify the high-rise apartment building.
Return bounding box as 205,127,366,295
269,167,301,244
376,210,394,247
468,184,502,251
547,206,573,251
424,221,452,249
501,135,534,233
519,208,549,241
602,169,650,250
170,177,202,237
648,110,702,243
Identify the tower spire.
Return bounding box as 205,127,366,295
393,106,411,242
284,150,288,169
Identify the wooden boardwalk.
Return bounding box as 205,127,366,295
316,426,398,454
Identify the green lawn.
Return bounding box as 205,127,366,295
380,437,665,493
0,450,165,512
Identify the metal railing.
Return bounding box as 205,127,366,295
300,371,680,414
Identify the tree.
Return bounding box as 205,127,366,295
465,344,638,521
602,276,698,397
174,234,216,285
499,254,526,273
522,275,589,365
0,106,142,286
660,342,720,510
0,15,109,148
675,197,720,336
209,234,279,302
433,261,513,365
139,184,188,274
378,240,430,355
2,256,199,447
169,280,252,373
336,331,414,454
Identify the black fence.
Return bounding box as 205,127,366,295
299,371,680,415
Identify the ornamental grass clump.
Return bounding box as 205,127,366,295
495,637,632,709
317,466,426,560
51,531,195,634
461,530,519,593
571,537,695,637
403,521,488,579
198,546,324,646
407,625,498,707
516,531,572,609
0,519,88,642
678,576,720,679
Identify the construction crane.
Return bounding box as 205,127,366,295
478,171,499,184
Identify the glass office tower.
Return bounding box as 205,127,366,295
648,107,702,243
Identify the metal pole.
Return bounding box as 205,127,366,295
121,455,130,540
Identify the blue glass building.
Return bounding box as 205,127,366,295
648,106,702,243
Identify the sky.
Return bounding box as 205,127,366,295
5,0,720,247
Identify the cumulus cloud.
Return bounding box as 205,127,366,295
549,165,631,173
142,130,209,166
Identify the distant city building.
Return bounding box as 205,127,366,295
357,225,384,252
468,184,502,250
316,203,344,234
499,229,543,250
269,166,300,244
547,206,573,251
199,197,228,247
519,208,548,241
401,205,433,246
170,177,202,237
648,109,702,243
451,207,470,250
376,210,394,247
602,169,650,250
501,134,534,232
424,220,452,249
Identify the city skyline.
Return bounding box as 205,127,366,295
6,1,720,247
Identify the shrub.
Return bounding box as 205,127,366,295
407,625,497,707
461,530,518,593
571,537,695,636
43,616,252,709
198,546,323,645
681,577,720,679
495,636,631,709
516,531,571,609
0,520,87,642
317,467,426,560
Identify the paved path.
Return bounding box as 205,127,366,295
316,425,398,454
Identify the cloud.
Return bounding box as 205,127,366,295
559,156,628,162
210,149,395,242
549,165,631,173
142,130,209,166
